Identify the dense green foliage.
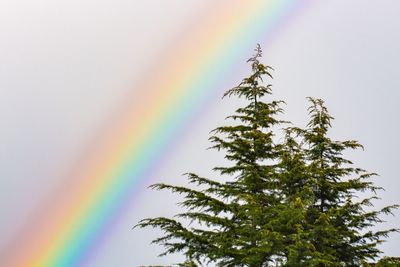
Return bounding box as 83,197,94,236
375,257,400,266
135,46,398,266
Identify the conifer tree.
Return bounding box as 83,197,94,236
135,45,290,266
135,46,398,266
296,98,399,266
270,98,399,266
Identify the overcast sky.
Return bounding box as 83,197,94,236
0,1,399,266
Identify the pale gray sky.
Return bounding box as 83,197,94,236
0,1,399,266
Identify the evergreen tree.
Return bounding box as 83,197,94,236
135,46,398,266
296,98,399,266
135,45,290,266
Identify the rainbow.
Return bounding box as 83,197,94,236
2,1,312,266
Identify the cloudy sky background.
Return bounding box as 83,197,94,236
0,1,399,266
